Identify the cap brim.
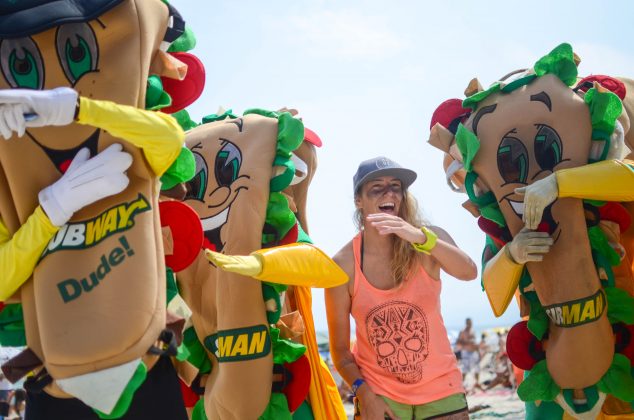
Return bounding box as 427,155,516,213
355,167,417,192
0,0,124,38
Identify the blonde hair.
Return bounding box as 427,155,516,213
354,189,427,286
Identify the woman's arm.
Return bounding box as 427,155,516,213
428,226,478,280
367,214,477,280
326,247,396,420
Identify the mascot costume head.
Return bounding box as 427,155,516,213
176,110,347,419
429,44,634,418
0,0,196,417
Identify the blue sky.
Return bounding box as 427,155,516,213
171,0,634,331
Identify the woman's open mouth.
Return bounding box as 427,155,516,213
378,202,395,213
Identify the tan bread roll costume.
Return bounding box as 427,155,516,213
0,0,193,418
428,44,634,419
177,111,348,419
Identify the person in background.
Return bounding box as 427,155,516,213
0,372,11,420
326,157,478,420
478,333,489,360
457,318,481,392
8,389,25,420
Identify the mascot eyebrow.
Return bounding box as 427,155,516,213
472,103,497,136
530,91,552,111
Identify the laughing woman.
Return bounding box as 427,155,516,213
325,157,477,420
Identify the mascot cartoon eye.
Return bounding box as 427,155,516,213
56,23,99,85
185,152,208,201
534,124,563,172
214,141,242,187
0,37,44,89
497,134,529,185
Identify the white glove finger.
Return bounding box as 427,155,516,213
514,187,526,195
524,236,553,245
10,104,26,137
71,153,132,187
523,202,531,228
525,254,544,262
524,231,551,238
2,105,18,132
0,108,13,140
524,200,537,229
526,245,551,254
66,147,91,173
105,173,130,195
524,240,554,249
77,174,129,204
67,144,128,179
0,89,35,104
99,143,124,155
83,144,126,168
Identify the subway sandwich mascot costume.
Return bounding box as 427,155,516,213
175,110,349,420
0,0,200,418
428,43,634,419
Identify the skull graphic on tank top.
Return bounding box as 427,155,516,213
365,300,429,383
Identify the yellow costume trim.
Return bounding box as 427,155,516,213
0,206,59,300
293,286,347,420
411,226,438,254
483,245,524,317
77,97,184,176
252,243,348,288
557,159,634,201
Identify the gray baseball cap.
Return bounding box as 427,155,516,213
353,157,417,194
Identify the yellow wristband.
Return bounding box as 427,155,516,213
411,226,438,254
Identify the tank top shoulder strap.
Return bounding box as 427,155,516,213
351,233,363,297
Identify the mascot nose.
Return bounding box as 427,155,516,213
207,186,231,208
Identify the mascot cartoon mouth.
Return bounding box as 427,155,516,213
508,198,561,240
201,207,228,252
28,129,100,174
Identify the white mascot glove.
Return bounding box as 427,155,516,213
0,103,28,139
506,228,554,264
0,87,78,138
38,144,132,227
515,173,558,230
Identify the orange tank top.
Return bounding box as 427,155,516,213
350,233,464,405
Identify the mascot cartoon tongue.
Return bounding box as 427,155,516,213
429,44,634,418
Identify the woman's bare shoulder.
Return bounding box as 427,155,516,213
333,240,355,278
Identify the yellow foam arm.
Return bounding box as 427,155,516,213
557,159,634,201
0,207,59,300
482,245,524,317
252,243,348,288
77,97,184,176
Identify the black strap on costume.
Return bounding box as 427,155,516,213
190,373,206,396
573,80,595,94
262,223,280,247
24,367,52,394
163,2,186,44
147,329,179,357
614,323,631,354
271,363,293,393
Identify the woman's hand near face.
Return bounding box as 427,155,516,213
366,213,426,244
